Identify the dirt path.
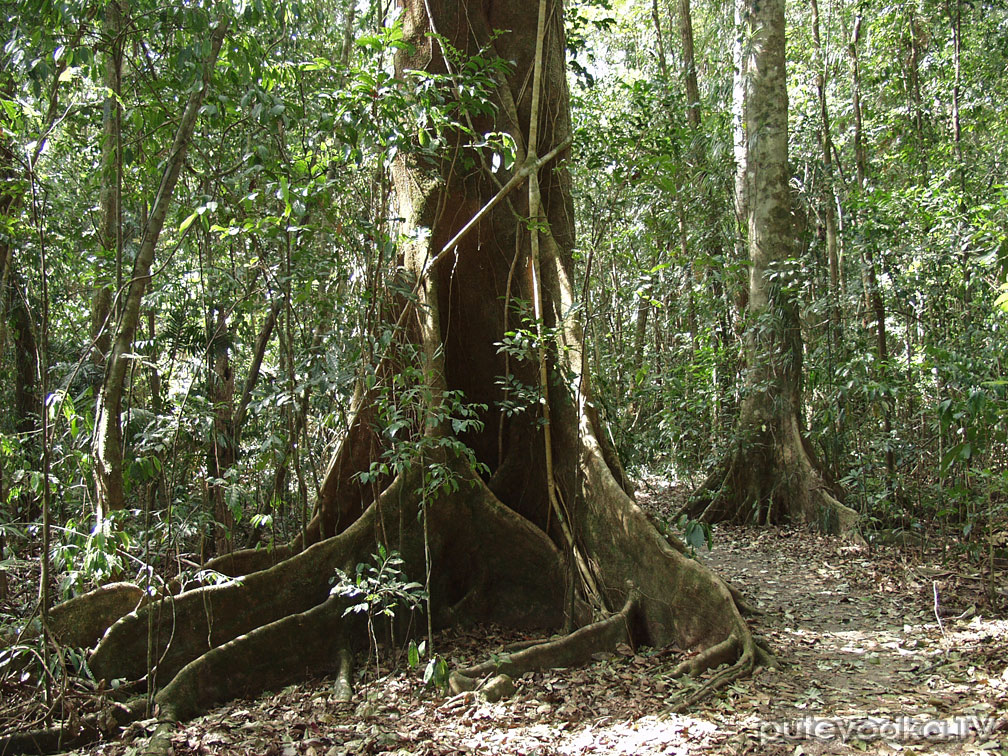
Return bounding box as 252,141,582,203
69,524,1007,756
698,526,1008,755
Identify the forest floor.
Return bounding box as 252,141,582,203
30,483,1008,755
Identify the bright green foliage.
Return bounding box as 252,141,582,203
331,543,426,669
330,543,426,620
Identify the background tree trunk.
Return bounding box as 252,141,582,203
93,22,227,519
848,8,895,485
811,0,842,341
90,0,124,371
679,0,701,131
207,302,235,556
685,0,860,536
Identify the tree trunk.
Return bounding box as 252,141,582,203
90,0,124,371
0,86,36,444
0,87,39,534
145,309,162,414
0,125,12,591
9,3,768,751
654,0,699,366
945,0,964,199
945,0,970,326
905,2,928,179
679,0,739,436
810,0,841,342
684,0,860,537
92,21,227,519
678,0,701,131
9,280,38,453
207,301,235,556
849,8,895,483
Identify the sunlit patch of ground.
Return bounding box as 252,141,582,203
695,525,1008,755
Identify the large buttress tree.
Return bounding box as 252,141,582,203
684,0,859,535
6,0,767,749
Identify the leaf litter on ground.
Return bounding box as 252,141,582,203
45,481,1008,755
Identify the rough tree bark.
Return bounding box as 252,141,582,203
683,0,860,536
810,0,842,340
0,82,19,594
1,107,39,522
678,0,701,131
207,299,236,556
5,1,768,752
0,77,34,441
905,1,928,179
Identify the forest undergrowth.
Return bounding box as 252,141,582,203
3,482,1006,756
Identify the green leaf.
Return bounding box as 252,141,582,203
0,99,21,125
995,284,1008,312
435,657,449,686
179,211,199,233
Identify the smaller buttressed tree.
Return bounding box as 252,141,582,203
684,0,860,536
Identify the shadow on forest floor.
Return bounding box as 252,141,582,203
62,484,1008,756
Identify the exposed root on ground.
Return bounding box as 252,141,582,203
449,592,638,696
8,452,766,756
332,648,354,703
8,392,769,755
0,697,147,756
154,595,356,722
664,630,776,715
75,462,561,719
48,583,145,650
7,438,767,756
